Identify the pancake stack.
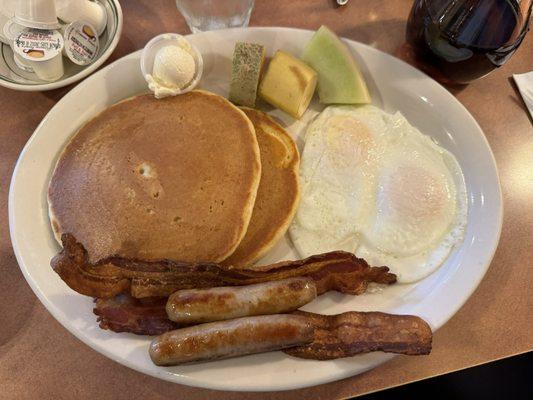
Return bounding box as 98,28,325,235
48,90,300,268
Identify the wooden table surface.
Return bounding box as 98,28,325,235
1,0,532,398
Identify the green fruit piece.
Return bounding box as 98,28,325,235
229,42,266,107
302,26,371,104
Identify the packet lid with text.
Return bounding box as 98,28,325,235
63,21,99,65
14,28,63,62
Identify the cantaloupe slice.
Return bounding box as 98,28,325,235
302,26,371,104
258,51,317,119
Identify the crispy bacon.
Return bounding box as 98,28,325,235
52,234,396,299
283,310,432,358
94,295,179,335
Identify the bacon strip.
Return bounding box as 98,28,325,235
283,310,432,358
93,295,179,335
52,234,396,299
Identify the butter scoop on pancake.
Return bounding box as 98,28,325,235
222,108,300,268
48,90,261,263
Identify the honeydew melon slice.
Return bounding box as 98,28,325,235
302,26,371,104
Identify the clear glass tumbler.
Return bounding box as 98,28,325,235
176,0,255,33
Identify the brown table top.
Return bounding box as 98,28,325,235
1,0,532,398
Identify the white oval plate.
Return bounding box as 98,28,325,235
9,27,502,391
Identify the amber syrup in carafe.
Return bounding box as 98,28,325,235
406,0,526,83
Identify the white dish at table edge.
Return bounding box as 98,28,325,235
8,27,503,391
0,0,122,91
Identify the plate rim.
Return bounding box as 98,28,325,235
8,26,503,391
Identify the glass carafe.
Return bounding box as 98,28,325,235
406,0,532,83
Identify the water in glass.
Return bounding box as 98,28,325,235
176,0,255,33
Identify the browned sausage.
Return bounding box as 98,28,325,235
149,314,314,366
165,277,316,324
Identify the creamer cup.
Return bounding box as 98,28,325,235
63,21,99,65
14,28,64,81
4,19,36,72
3,19,25,42
57,0,107,35
13,52,34,72
14,0,60,30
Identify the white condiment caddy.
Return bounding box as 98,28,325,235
0,0,110,83
0,0,122,91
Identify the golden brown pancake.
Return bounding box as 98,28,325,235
221,108,300,268
48,90,261,263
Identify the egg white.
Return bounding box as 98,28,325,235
290,106,387,255
290,105,467,283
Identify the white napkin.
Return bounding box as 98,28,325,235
513,71,533,121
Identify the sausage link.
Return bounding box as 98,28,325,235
149,314,314,365
165,277,316,324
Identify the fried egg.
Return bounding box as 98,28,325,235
290,105,467,283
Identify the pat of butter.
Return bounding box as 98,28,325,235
146,41,198,99
142,34,203,99
152,45,195,89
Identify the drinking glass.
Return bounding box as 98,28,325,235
406,0,532,84
176,0,255,33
